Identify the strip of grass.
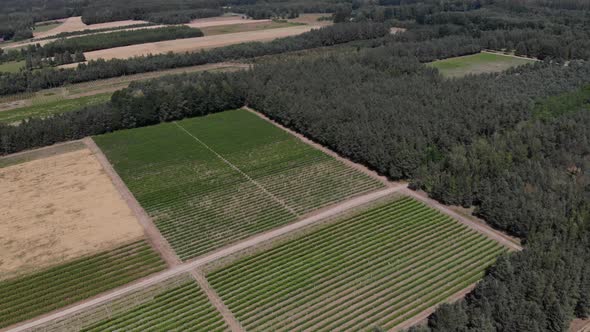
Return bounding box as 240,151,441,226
0,92,112,124
0,240,166,329
201,21,304,36
0,60,25,73
428,52,535,77
34,22,62,33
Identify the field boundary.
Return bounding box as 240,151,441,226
191,271,244,332
391,284,477,331
244,107,393,187
399,188,522,251
4,186,402,332
481,49,540,62
83,137,182,267
173,121,300,217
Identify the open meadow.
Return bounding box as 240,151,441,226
94,109,384,260
0,142,166,328
207,196,507,331
428,51,536,77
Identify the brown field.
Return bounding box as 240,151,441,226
32,16,151,39
0,144,144,281
82,25,315,61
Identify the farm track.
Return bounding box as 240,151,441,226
191,271,243,332
4,185,403,332
83,138,181,267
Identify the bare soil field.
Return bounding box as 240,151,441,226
0,146,144,281
32,16,150,39
82,25,315,61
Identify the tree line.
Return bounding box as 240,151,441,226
0,22,389,95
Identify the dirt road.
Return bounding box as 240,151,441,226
5,185,404,332
83,138,181,267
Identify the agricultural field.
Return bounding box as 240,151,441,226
428,52,536,77
207,196,507,331
0,93,111,124
200,20,304,36
0,62,247,112
0,240,165,329
82,25,315,61
34,21,63,34
33,16,150,39
0,60,25,73
0,142,167,328
95,109,384,260
80,278,227,331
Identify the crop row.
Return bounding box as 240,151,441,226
208,198,506,331
95,109,383,261
81,280,227,332
0,240,165,329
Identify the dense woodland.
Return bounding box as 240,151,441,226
1,1,590,331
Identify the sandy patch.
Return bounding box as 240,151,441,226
83,25,315,61
0,148,144,280
33,16,150,39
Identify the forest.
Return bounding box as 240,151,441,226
1,0,590,331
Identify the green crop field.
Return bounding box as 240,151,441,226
0,93,111,124
94,109,384,260
80,279,227,332
428,52,535,77
207,197,507,331
0,60,25,73
0,240,165,329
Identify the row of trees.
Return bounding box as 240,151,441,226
0,22,389,95
39,26,203,57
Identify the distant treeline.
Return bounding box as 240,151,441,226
0,23,389,95
80,0,223,24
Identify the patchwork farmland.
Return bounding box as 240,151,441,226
94,109,384,261
207,196,507,331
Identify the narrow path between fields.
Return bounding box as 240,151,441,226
5,186,404,332
173,121,300,217
191,270,244,332
83,137,182,267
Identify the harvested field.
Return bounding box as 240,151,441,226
427,51,536,77
208,197,507,331
0,240,165,329
0,145,145,280
82,25,315,61
94,109,384,260
33,16,150,39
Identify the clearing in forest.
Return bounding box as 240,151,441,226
207,196,507,331
94,109,384,261
428,51,536,77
